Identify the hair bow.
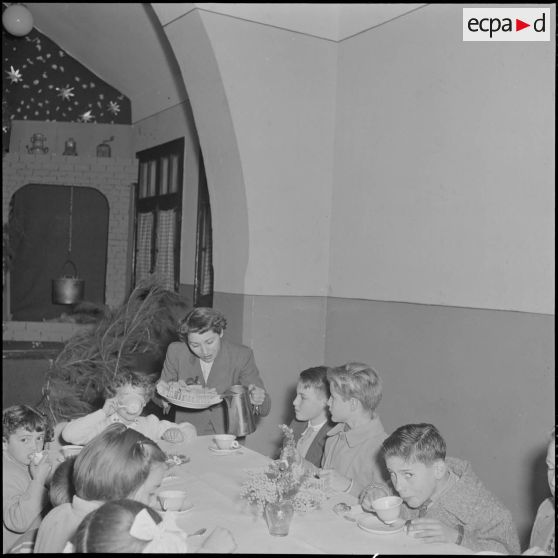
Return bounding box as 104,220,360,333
129,508,188,553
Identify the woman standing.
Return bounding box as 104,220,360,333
158,307,270,435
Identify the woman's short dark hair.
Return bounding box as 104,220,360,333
177,307,227,342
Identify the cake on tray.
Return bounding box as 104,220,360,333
159,380,220,405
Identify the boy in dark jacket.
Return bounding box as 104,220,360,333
290,366,334,469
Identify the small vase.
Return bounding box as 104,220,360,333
264,500,294,536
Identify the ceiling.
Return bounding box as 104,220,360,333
22,3,425,122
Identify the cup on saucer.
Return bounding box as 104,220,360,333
213,434,240,450
157,489,190,512
371,496,403,524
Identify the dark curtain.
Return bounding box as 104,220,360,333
9,184,109,321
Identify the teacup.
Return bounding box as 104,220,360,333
61,445,83,459
371,496,403,524
117,393,144,414
213,434,240,450
157,489,189,512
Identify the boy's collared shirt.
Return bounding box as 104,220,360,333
321,415,388,497
297,419,328,459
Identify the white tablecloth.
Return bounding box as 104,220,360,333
155,435,472,555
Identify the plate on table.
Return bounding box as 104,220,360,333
161,475,181,484
357,514,406,535
208,444,241,455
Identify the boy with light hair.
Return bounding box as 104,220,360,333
319,362,388,497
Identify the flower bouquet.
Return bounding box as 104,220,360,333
240,424,326,514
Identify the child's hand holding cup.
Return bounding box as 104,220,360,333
360,483,390,512
29,451,52,484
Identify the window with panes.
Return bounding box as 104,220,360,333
133,138,184,292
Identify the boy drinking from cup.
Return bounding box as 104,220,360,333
62,370,196,445
373,423,520,554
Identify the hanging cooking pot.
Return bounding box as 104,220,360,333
52,259,84,305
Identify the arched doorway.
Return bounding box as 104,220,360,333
9,184,109,321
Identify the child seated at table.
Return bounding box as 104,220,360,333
319,362,389,497
377,422,520,554
2,405,52,553
62,370,196,445
34,423,169,553
49,455,75,507
290,366,334,469
523,426,555,556
69,499,237,553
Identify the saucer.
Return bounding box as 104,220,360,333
159,501,194,515
357,514,406,535
209,444,241,455
161,475,181,484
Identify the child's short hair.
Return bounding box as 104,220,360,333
72,499,163,553
382,423,446,465
177,307,227,341
49,456,76,507
298,366,330,400
2,405,47,439
104,370,157,401
326,362,382,414
72,423,167,501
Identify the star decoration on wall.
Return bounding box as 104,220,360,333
79,109,94,122
56,85,75,100
107,101,120,115
6,66,23,84
3,23,131,136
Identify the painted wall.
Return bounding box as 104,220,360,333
152,4,554,548
324,297,554,544
331,4,555,314
159,7,337,297
198,11,337,297
213,291,327,457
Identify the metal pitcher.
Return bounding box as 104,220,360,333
222,385,256,437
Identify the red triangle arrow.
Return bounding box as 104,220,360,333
516,19,530,31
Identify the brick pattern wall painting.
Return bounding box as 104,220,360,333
3,153,137,309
